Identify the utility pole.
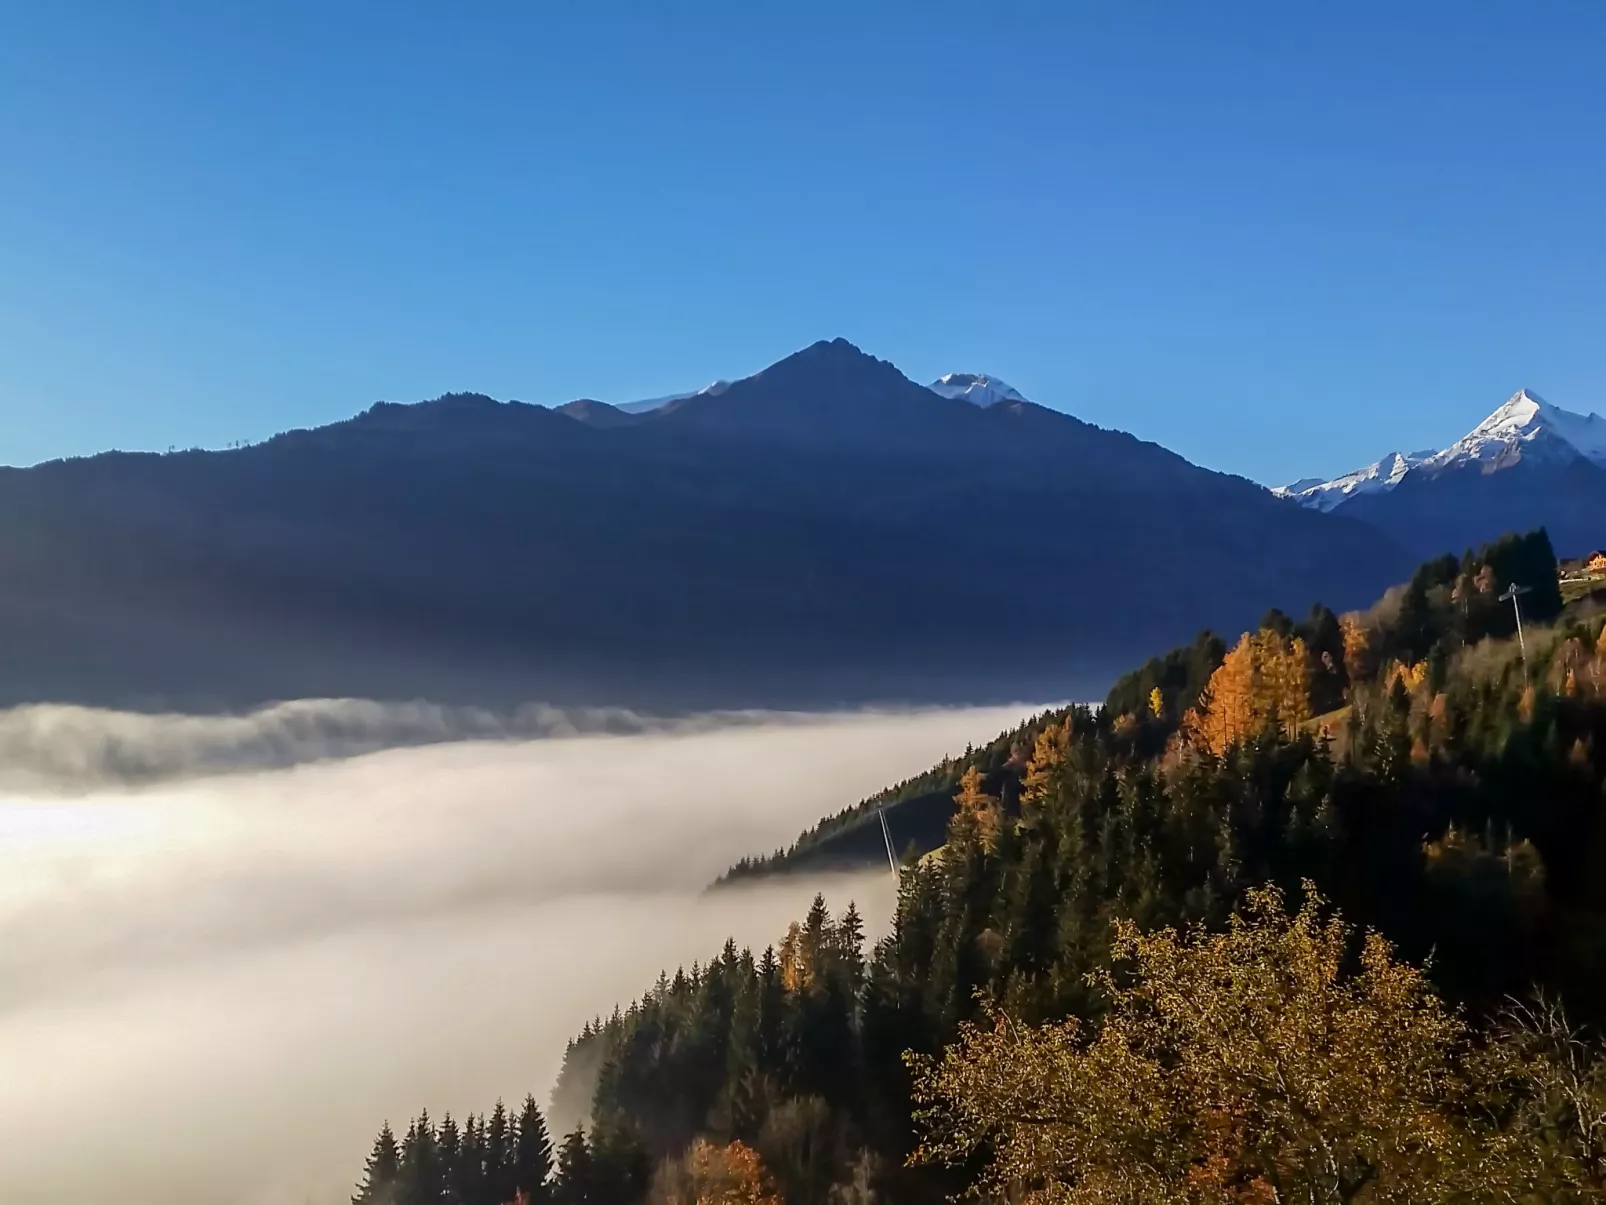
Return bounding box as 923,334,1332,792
877,806,901,884
1500,582,1532,676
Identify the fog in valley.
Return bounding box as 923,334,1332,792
0,700,1042,1205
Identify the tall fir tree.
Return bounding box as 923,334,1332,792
353,1121,401,1205
514,1095,555,1202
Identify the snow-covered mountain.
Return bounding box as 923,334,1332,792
1418,388,1606,472
928,372,1030,406
1278,389,1606,557
1276,450,1437,513
1278,389,1606,510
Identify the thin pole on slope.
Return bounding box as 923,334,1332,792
1500,582,1533,678
878,806,901,885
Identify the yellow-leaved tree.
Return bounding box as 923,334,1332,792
655,1138,783,1205
1183,630,1311,755
1340,613,1374,685
952,765,1002,851
907,885,1485,1204
1021,717,1071,810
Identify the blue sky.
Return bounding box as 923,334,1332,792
2,1,1603,484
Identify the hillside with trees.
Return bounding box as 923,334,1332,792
352,527,1606,1205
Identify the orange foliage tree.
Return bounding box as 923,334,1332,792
1183,629,1312,755
953,765,1002,851
1340,613,1374,685
658,1139,783,1205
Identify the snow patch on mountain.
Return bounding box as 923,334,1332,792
1278,389,1606,511
929,373,1030,406
618,380,732,414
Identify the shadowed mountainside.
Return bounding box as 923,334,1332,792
0,339,1411,711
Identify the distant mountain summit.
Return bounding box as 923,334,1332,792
0,337,1409,712
928,373,1030,406
622,365,1033,414
1278,389,1606,555
1423,389,1606,471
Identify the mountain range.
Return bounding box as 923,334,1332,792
1277,388,1606,557
0,339,1416,712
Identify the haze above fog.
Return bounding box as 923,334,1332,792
0,700,1042,1205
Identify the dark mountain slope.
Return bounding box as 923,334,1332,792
556,399,643,429
0,341,1411,711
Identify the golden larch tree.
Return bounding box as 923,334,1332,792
953,765,1002,851
1183,630,1311,755
1340,613,1373,685
778,922,814,992
1021,718,1071,809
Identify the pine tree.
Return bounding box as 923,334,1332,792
399,1111,443,1205
552,1128,592,1205
438,1114,462,1204
459,1114,487,1205
485,1100,514,1205
353,1121,401,1205
514,1096,555,1202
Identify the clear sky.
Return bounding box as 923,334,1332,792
2,1,1603,484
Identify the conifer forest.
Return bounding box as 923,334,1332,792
353,529,1606,1205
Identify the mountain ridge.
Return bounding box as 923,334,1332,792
0,338,1412,712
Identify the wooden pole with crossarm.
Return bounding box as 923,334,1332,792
1500,582,1532,677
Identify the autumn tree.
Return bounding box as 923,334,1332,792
908,885,1490,1205
656,1138,784,1205
1020,716,1071,810
951,765,1001,851
1183,629,1312,755
1340,613,1375,686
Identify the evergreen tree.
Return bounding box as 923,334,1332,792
485,1100,514,1205
399,1111,443,1205
552,1128,592,1205
514,1096,555,1202
353,1121,401,1205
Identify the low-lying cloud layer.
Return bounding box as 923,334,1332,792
0,700,1042,1205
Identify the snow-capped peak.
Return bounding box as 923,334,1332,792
1421,388,1606,470
1277,388,1606,512
929,373,1030,407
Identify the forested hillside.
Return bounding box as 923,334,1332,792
353,527,1606,1205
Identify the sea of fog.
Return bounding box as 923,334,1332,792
0,699,1044,1205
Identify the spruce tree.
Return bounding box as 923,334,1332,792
552,1128,592,1205
353,1121,401,1205
398,1111,443,1205
514,1095,555,1202
481,1099,514,1205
